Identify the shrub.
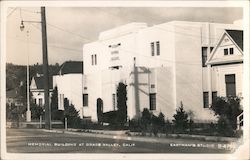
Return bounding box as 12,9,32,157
172,101,189,133
217,115,234,137
211,96,242,132
116,82,128,126
63,98,82,128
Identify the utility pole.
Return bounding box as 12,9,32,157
41,7,51,129
26,30,31,122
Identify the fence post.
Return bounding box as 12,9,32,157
65,117,67,130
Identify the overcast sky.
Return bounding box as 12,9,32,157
6,7,242,65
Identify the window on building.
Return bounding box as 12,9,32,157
202,47,208,67
38,98,43,106
156,41,160,55
224,48,228,55
91,55,94,65
91,54,97,65
83,94,88,106
94,54,97,65
210,47,214,53
203,92,209,108
212,91,217,102
151,42,155,56
149,93,156,110
229,48,234,55
225,74,236,97
112,93,116,110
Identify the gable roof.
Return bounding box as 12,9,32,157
206,29,243,65
226,30,243,51
58,61,83,75
33,76,53,90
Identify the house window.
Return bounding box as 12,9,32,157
156,41,160,55
151,42,155,56
83,94,88,106
212,91,217,102
91,54,97,65
202,47,208,67
224,48,228,55
225,74,236,97
38,98,43,106
203,92,209,108
112,93,116,110
149,93,156,110
229,48,234,55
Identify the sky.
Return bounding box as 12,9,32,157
6,7,243,65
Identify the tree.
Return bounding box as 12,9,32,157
30,104,44,120
63,98,81,128
211,96,242,131
172,101,189,133
116,82,127,126
152,112,165,136
50,87,64,120
141,108,152,133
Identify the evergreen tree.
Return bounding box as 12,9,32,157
172,101,189,133
116,82,127,126
63,98,81,128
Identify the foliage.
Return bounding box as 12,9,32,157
211,96,242,130
63,98,82,128
50,86,64,120
116,82,128,126
30,104,44,120
217,115,234,137
141,108,152,133
172,101,189,133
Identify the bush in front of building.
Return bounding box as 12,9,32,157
63,98,82,128
30,104,44,120
116,82,128,127
211,96,242,137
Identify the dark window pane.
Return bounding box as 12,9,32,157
149,93,156,110
224,48,228,55
230,48,234,55
225,74,236,97
91,55,94,65
203,92,209,108
112,93,116,110
202,47,208,67
83,94,88,106
151,42,154,56
156,41,160,55
94,54,97,65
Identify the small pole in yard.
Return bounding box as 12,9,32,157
65,117,67,130
40,115,42,128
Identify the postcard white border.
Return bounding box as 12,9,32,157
1,1,249,160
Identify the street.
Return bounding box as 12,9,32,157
6,128,235,153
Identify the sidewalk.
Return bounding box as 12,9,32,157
43,128,241,145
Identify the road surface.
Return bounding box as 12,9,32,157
6,128,236,153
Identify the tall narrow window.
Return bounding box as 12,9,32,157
91,55,94,65
225,74,236,97
156,41,160,55
149,93,156,110
212,91,217,102
83,94,88,106
202,47,208,67
224,48,228,55
112,93,116,110
151,42,155,56
229,48,234,55
94,54,97,65
203,92,209,108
